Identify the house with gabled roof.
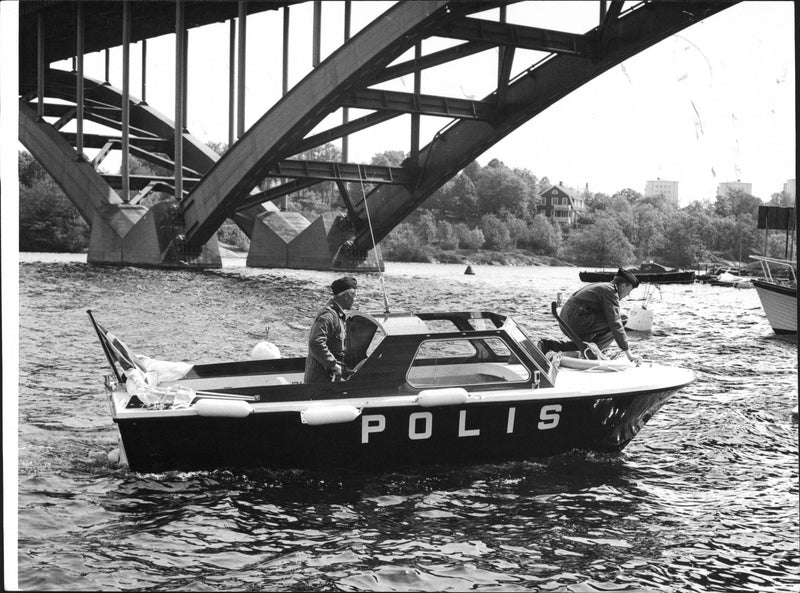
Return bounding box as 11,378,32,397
537,182,584,226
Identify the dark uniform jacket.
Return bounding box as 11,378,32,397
560,281,629,351
304,300,347,383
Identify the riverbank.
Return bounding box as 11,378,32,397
219,243,574,267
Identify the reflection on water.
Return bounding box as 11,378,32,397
15,254,799,591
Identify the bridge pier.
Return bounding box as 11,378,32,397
87,201,221,268
246,210,382,272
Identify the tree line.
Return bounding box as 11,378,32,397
18,146,796,267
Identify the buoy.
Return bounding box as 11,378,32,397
251,323,281,359
417,388,469,407
626,305,653,332
301,405,362,425
251,341,281,359
464,265,475,275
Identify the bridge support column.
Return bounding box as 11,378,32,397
246,210,382,272
87,201,221,268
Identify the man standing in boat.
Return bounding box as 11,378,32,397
304,276,358,383
545,268,642,364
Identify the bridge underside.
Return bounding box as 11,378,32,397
18,1,736,270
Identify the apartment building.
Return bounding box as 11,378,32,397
644,178,679,206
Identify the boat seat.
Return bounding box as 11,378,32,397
408,362,529,386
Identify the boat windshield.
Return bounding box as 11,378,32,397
502,318,552,373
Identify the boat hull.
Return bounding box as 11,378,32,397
116,387,680,473
578,271,695,284
752,279,797,334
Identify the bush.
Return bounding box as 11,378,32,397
216,221,250,251
480,214,512,250
19,175,90,252
436,220,459,250
455,223,485,249
381,223,435,262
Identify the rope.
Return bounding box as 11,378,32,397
357,166,390,313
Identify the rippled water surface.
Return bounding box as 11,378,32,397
13,254,799,591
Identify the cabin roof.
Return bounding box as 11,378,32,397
348,310,509,336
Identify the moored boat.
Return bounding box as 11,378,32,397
749,255,797,334
89,308,695,473
579,262,695,284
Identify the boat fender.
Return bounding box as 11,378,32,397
195,398,253,418
559,355,632,372
301,405,362,425
417,388,469,407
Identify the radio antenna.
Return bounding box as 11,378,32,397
358,166,390,313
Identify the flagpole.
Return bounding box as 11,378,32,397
86,309,122,383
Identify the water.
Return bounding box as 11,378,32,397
11,253,799,591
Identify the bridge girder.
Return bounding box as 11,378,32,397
348,1,737,252
18,0,740,269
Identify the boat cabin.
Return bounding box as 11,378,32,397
148,311,557,406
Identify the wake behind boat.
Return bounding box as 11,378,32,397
579,262,695,285
89,308,694,473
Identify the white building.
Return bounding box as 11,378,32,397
783,179,796,200
644,178,679,205
717,180,752,197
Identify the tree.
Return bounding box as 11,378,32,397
564,217,635,266
455,223,485,249
630,202,666,259
371,150,407,167
653,211,705,267
713,189,762,219
415,210,439,244
526,214,562,256
436,220,459,250
503,212,528,248
461,160,482,185
381,222,432,262
480,213,513,250
474,165,530,218
20,172,90,252
768,191,795,207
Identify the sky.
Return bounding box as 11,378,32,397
29,0,796,207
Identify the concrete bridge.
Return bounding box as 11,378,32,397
18,1,736,270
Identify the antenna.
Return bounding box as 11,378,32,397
358,166,390,313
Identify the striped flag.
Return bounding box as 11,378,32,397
87,310,146,378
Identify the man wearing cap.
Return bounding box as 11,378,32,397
545,268,642,364
304,276,358,383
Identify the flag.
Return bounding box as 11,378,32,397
87,310,146,379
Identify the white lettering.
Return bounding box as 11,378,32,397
538,404,561,430
409,412,433,440
458,410,480,437
361,414,385,444
506,407,516,433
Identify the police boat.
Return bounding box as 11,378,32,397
89,308,694,473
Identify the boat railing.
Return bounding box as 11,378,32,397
749,255,797,285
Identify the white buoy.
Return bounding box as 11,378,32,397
626,305,653,332
251,323,281,359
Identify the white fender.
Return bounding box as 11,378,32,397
251,341,281,359
301,405,362,425
559,355,633,372
195,398,253,418
416,388,469,407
